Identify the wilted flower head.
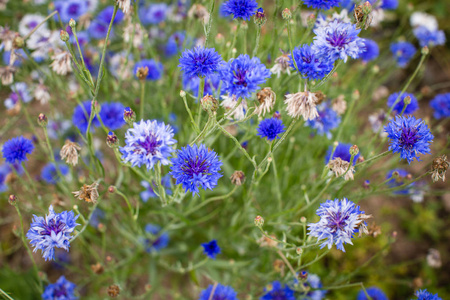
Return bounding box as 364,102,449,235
170,144,222,195
308,198,368,252
0,26,17,52
123,21,143,48
50,50,73,75
284,91,319,120
431,155,448,182
133,59,163,81
120,120,177,170
256,87,276,116
270,50,291,77
117,0,131,14
221,0,258,20
426,248,442,268
327,157,354,181
72,182,99,204
188,4,210,23
312,19,365,63
42,275,77,300
331,95,346,115
221,94,248,120
26,205,79,261
33,83,51,104
384,115,433,164
0,65,16,85
60,140,81,166
230,170,245,186
199,284,238,300
179,46,222,78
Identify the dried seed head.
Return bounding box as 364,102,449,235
284,91,319,120
327,157,355,181
426,248,442,268
431,155,448,182
91,262,104,274
230,170,245,186
117,0,131,15
368,222,381,237
188,4,210,24
60,140,82,166
72,182,99,204
256,87,276,116
136,66,149,80
0,65,17,85
107,285,120,298
50,50,72,75
331,95,347,115
355,213,372,237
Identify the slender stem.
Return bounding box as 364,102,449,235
185,186,238,216
21,162,38,194
23,11,58,40
140,80,146,118
14,204,42,292
204,0,215,47
277,249,297,279
116,189,135,221
196,77,205,126
228,21,241,59
70,201,100,242
252,26,262,57
354,150,391,168
181,92,201,133
0,288,15,300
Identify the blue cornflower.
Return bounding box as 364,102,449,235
199,284,238,300
359,39,379,63
42,275,78,300
289,44,334,80
2,136,34,164
384,115,433,164
430,93,450,119
261,281,295,300
202,240,221,259
325,143,359,165
387,92,419,115
182,73,223,98
140,175,173,202
120,120,177,170
308,198,365,252
413,290,442,300
140,3,169,25
100,102,126,130
386,169,415,195
303,0,340,10
133,59,164,81
306,101,341,139
170,144,223,195
4,82,31,109
380,0,398,9
357,287,388,300
26,205,79,261
302,274,327,300
257,117,285,141
144,224,169,252
97,6,124,25
312,20,365,63
72,100,100,134
221,0,258,20
390,42,416,68
179,46,223,78
413,26,446,48
0,164,11,193
165,31,187,57
41,163,69,185
57,0,88,23
88,20,113,39
219,2,233,18
219,54,271,99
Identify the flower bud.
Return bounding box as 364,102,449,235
13,36,24,49
38,113,48,127
362,1,372,14
349,145,359,156
300,216,306,223
123,107,136,125
403,96,411,105
60,30,69,42
230,170,245,186
254,7,267,26
179,90,186,98
254,215,264,227
9,194,17,205
421,46,429,55
69,18,76,28
107,284,120,297
296,247,303,255
282,8,291,20
106,131,119,148
307,13,316,27
273,111,281,119
108,185,116,193
299,270,308,280
363,180,370,189
201,95,219,113
136,66,149,80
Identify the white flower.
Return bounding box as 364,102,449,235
410,12,438,31
34,83,51,104
327,158,354,181
50,50,73,75
117,0,131,14
18,14,47,36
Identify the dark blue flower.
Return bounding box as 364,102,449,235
133,59,164,81
58,0,88,23
359,39,379,63
140,175,173,202
257,117,285,141
303,0,340,10
41,163,69,185
144,224,169,252
390,42,416,68
88,20,114,40
199,284,237,300
384,115,433,164
140,3,169,25
413,289,442,300
289,44,334,80
219,54,271,99
2,136,34,164
42,275,78,300
170,144,223,195
387,92,419,115
182,73,223,98
357,286,388,300
325,143,359,165
413,26,446,48
380,0,398,9
202,240,221,259
100,102,126,130
26,205,79,261
0,164,11,193
312,20,365,63
261,281,295,300
308,198,365,252
72,100,100,134
165,31,188,57
120,120,177,170
179,46,223,78
221,0,258,20
430,93,450,119
306,101,341,139
97,5,124,25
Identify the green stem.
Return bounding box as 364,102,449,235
196,77,205,126
23,11,58,40
140,80,146,119
252,26,262,57
181,92,201,134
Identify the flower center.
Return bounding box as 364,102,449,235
42,218,64,236
400,127,419,149
234,70,248,87
138,134,162,155
182,157,210,176
327,211,348,233
54,286,68,297
68,4,80,15
327,32,348,48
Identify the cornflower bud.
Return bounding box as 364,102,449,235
349,145,359,156
69,18,76,28
179,90,186,98
404,96,412,105
254,215,264,227
108,185,117,194
362,1,372,14
38,113,48,127
254,7,267,26
9,194,17,205
282,8,291,20
106,131,119,148
431,155,448,182
201,95,219,114
307,13,316,27
13,36,24,49
60,30,69,42
123,107,136,125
